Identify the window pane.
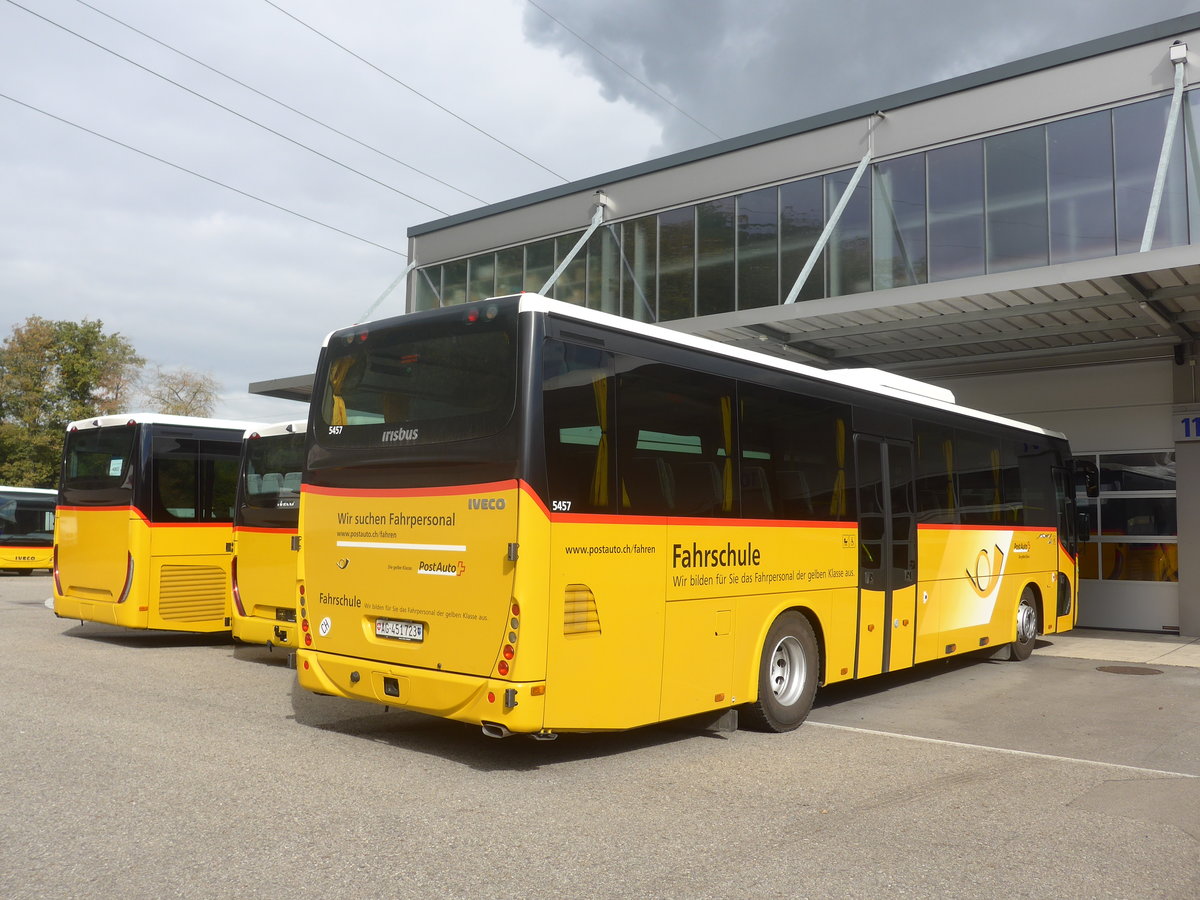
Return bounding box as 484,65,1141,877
1097,542,1178,582
467,253,495,302
496,247,523,295
1099,452,1176,490
985,126,1048,272
1098,497,1177,536
658,207,694,321
616,360,735,517
780,177,825,301
928,141,985,281
586,227,621,313
737,188,778,309
826,168,872,296
523,239,555,293
555,231,587,305
914,421,956,524
1115,96,1187,253
697,197,735,316
621,216,657,322
413,266,441,311
873,155,927,289
1048,111,1115,263
739,383,854,521
442,259,467,307
542,339,614,514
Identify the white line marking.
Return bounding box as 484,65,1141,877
336,541,466,552
810,721,1198,779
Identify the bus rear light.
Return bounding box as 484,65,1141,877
531,685,545,697
304,633,312,646
503,645,515,660
298,584,305,596
116,552,134,604
303,659,309,670
511,602,520,616
301,618,309,632
52,544,63,594
487,692,496,703
230,556,246,616
497,660,509,676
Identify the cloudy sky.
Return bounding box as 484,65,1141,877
3,0,1199,423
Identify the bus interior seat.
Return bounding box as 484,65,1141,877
282,472,302,493
741,465,774,517
621,456,674,514
246,473,263,495
260,473,282,495
672,460,722,515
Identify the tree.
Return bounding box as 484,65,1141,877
0,317,144,487
141,365,220,417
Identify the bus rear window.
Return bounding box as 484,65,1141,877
62,426,137,493
316,302,518,447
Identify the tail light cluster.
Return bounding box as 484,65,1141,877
496,600,520,677
299,583,311,648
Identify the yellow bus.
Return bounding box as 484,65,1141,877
0,486,57,574
53,413,258,633
296,295,1090,738
231,420,306,648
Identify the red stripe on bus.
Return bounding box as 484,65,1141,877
301,480,517,499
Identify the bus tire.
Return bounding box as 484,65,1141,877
1010,587,1038,662
741,611,819,733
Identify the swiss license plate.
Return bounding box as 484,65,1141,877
375,618,424,642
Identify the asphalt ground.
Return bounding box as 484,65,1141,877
2,571,1197,899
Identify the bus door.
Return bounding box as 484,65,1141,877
854,435,917,677
1053,466,1079,633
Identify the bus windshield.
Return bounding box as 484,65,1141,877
315,300,519,449
0,490,55,547
61,424,137,504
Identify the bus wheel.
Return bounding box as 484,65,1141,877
1010,587,1038,661
741,611,819,732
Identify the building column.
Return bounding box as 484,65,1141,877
1173,356,1200,637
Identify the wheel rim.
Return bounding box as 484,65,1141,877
769,635,806,706
1016,598,1037,643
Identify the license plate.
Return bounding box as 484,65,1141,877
375,618,424,642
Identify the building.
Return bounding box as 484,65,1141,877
258,14,1200,635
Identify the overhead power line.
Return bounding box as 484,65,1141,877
68,0,489,207
524,0,724,142
0,90,406,257
6,0,450,216
261,0,570,184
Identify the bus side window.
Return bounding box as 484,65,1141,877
542,340,615,513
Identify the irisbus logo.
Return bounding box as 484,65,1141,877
382,427,419,442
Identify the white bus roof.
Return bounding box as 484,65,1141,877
517,294,1065,441
0,485,57,496
66,413,263,433
243,420,307,440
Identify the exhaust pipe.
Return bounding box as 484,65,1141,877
481,721,513,739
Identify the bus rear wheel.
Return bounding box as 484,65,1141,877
1010,587,1038,661
741,611,819,733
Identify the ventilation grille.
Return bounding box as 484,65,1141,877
563,584,601,636
158,565,226,622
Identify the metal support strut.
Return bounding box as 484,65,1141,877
1141,42,1188,253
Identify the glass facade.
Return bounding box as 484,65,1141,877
1076,451,1178,583
414,93,1200,315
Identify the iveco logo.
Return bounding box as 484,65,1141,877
336,558,349,569
468,497,506,510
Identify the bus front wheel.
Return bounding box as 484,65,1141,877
1010,587,1038,661
741,611,819,733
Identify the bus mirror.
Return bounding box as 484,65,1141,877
1070,459,1099,498
1077,511,1092,542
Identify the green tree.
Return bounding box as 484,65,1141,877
0,317,144,487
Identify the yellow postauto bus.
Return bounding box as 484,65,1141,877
0,486,57,574
296,295,1090,738
53,413,258,632
231,420,306,647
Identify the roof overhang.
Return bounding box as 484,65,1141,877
665,244,1200,377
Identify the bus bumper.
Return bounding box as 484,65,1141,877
296,649,547,734
232,614,296,648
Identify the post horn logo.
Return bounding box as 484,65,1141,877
336,558,349,569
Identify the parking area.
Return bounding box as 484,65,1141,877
2,572,1198,899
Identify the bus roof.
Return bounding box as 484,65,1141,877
516,294,1065,441
0,485,57,496
66,413,263,433
243,420,307,440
